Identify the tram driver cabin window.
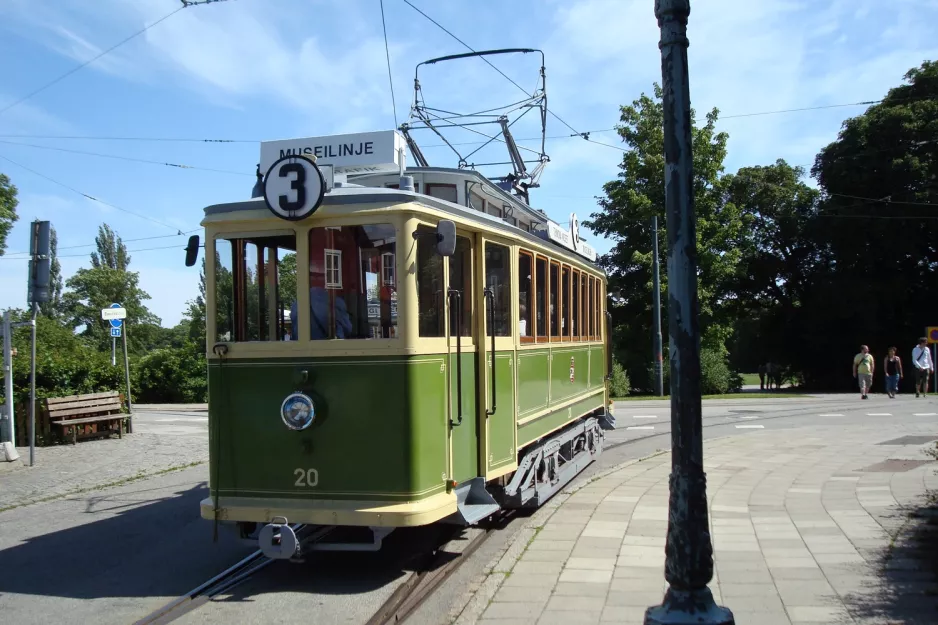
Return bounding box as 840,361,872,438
213,234,297,342
306,224,398,340
518,251,533,342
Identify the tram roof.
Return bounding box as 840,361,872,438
203,185,603,273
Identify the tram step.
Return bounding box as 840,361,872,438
449,477,501,525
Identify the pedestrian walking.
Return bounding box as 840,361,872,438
883,347,903,398
758,363,766,390
853,345,874,400
912,337,934,397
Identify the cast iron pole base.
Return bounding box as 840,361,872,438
644,587,734,624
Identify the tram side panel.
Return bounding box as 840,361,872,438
204,354,453,524
515,343,605,451
485,350,517,475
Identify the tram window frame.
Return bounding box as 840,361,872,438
549,260,561,341
580,271,590,341
535,255,548,343
416,224,446,338
484,242,511,337
308,224,399,340
518,250,534,343
561,265,571,342
571,269,580,341
426,183,457,203
597,280,604,340
213,232,297,343
449,235,474,338
587,275,595,340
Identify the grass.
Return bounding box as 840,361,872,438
740,372,761,385
612,392,811,401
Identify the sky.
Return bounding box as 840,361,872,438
0,0,936,327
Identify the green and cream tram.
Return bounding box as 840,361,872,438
191,132,613,555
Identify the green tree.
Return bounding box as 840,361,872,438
39,227,65,318
91,224,130,270
0,172,19,256
63,223,159,352
279,252,297,308
720,160,823,373
797,60,938,389
183,256,208,344
585,84,746,391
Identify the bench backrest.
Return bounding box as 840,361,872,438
43,391,123,421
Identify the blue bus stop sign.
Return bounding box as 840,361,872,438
109,303,123,329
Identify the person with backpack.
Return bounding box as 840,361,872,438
853,345,874,400
912,337,934,397
883,347,903,398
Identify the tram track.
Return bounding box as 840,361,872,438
132,525,334,625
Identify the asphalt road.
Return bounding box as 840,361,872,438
0,394,933,625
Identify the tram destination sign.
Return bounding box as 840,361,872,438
260,130,405,176
545,214,597,262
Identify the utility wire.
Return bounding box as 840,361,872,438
0,153,184,232
0,243,189,260
0,4,187,116
379,0,399,128
3,230,201,259
0,139,252,176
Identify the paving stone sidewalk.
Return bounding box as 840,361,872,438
0,407,207,511
457,423,938,625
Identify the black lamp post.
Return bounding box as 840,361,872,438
643,1,734,623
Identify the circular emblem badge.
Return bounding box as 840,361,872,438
280,392,316,431
263,155,325,221
569,213,580,251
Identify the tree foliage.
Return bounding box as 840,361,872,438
586,84,747,391
0,172,19,256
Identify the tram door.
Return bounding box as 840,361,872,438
447,233,480,483
480,240,517,479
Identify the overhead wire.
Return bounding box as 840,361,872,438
0,242,191,261
0,4,187,116
379,0,399,128
2,229,202,259
0,153,186,232
0,139,252,176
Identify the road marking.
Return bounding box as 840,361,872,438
914,413,937,417
633,415,659,419
867,413,892,416
738,416,761,420
818,413,844,417
735,425,764,429
627,426,655,430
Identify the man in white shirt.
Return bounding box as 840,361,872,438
912,337,934,397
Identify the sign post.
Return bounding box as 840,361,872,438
102,304,132,433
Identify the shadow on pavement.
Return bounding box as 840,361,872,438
0,481,255,600
843,495,938,624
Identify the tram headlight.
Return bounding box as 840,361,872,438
280,392,316,431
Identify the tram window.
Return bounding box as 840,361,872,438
597,281,604,340
449,236,473,337
213,234,297,343
587,276,594,339
535,256,547,341
307,224,398,340
416,225,445,337
484,243,511,337
562,266,571,341
518,251,533,341
572,270,580,340
549,261,560,340
580,273,590,341
427,183,457,203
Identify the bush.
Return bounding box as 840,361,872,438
4,311,123,407
699,347,733,395
609,359,631,397
133,342,207,403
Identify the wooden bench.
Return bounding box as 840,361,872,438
43,392,128,444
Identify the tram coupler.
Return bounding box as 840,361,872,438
258,517,300,560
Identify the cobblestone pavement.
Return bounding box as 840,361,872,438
456,422,938,625
0,405,207,511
